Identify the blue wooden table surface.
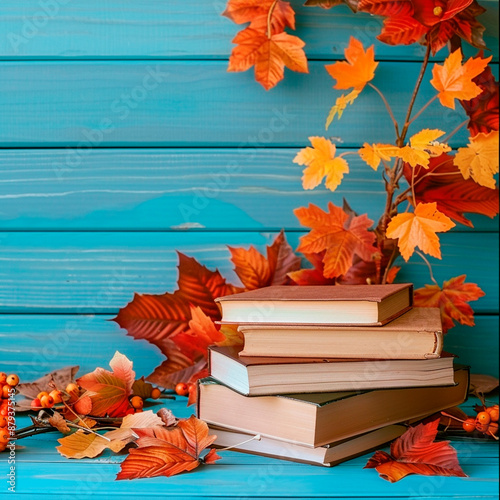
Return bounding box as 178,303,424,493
0,1,498,498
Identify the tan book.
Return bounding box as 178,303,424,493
238,307,443,359
197,365,469,448
215,284,413,326
210,424,407,467
209,344,454,396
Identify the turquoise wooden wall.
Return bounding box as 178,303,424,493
0,1,498,382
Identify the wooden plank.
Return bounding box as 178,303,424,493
0,1,497,61
1,148,497,232
1,315,498,382
2,61,494,148
0,231,497,314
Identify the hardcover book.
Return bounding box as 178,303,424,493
215,283,413,326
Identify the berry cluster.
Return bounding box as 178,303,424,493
462,405,499,437
0,372,19,453
175,382,196,398
126,388,162,415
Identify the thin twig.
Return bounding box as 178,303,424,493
444,119,469,142
416,251,439,286
408,95,438,126
368,83,400,139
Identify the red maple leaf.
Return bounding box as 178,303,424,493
295,202,379,279
358,0,487,54
403,153,499,228
365,417,467,482
287,252,336,286
229,230,301,290
461,62,499,136
117,416,221,480
414,275,485,332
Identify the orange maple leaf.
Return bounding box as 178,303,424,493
294,137,350,191
359,143,400,171
431,50,492,109
454,131,499,189
326,89,360,128
117,416,221,480
229,230,301,290
386,203,456,262
228,28,308,90
325,37,378,91
365,417,466,483
414,275,485,332
295,202,378,278
398,129,451,169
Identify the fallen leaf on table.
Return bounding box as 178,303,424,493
295,202,378,279
470,374,500,401
48,412,71,435
17,366,79,400
117,415,221,480
157,408,177,427
431,50,492,109
77,352,135,418
365,417,466,482
294,137,350,192
454,131,499,189
440,407,470,430
414,275,485,333
386,202,456,261
132,378,154,400
104,410,166,444
57,430,128,459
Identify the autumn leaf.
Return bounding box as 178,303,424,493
359,143,400,171
158,408,177,427
57,430,128,460
49,412,71,435
386,203,456,261
454,131,499,189
304,0,359,12
288,252,337,286
295,202,378,278
17,366,79,401
414,275,485,332
77,352,135,418
223,0,296,33
403,153,499,227
132,379,154,400
104,410,166,444
399,129,451,169
294,137,350,191
326,37,378,91
461,63,499,136
326,90,360,128
229,230,301,290
117,416,221,480
431,50,492,109
365,417,466,482
228,28,308,90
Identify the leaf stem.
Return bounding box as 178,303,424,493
368,83,400,139
416,251,439,287
444,119,469,142
408,95,438,126
399,44,432,146
267,0,279,38
218,434,262,452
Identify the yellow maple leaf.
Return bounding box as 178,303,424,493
359,143,400,171
431,50,492,110
326,89,360,129
397,129,451,169
294,137,349,192
386,203,456,262
325,37,378,91
454,131,499,189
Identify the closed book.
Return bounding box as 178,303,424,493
209,345,454,396
238,307,443,359
198,365,469,448
210,424,407,467
215,283,413,326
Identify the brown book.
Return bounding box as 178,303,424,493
197,365,469,448
215,284,413,326
209,344,454,396
238,307,443,359
210,424,407,467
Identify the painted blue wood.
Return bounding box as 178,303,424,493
0,1,497,61
1,148,498,232
2,61,496,147
1,315,497,381
0,231,497,314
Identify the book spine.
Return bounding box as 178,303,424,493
424,330,444,359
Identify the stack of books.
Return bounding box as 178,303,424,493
197,284,469,467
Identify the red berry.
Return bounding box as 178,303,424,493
40,395,55,408
477,412,491,425
0,416,7,428
0,429,10,444
31,398,42,409
486,406,499,423
175,383,189,397
50,390,63,404
462,418,476,433
2,385,12,399
65,383,80,403
6,375,19,387
0,373,6,384
151,388,162,400
130,396,144,410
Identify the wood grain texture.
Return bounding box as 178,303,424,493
2,61,495,147
1,148,497,232
0,1,497,61
0,231,497,313
1,315,497,381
